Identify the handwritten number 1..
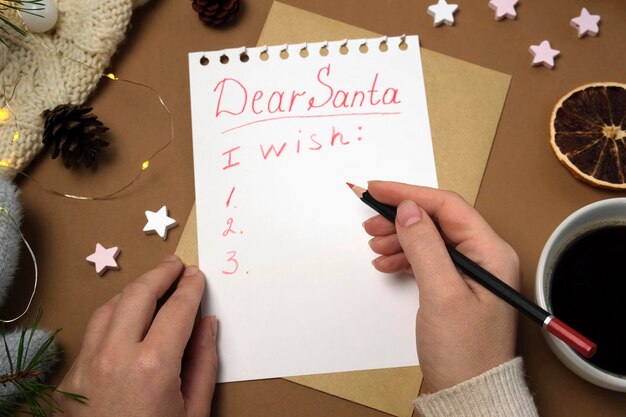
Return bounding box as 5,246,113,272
222,250,239,275
226,186,236,207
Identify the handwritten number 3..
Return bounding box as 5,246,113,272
223,250,239,275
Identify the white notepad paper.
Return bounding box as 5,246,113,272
188,35,437,382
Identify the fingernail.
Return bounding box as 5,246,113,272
210,316,218,341
397,200,422,227
184,265,199,276
368,238,374,248
164,255,179,262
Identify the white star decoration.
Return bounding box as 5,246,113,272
143,206,177,240
570,8,601,38
427,0,459,26
529,40,560,69
86,243,120,276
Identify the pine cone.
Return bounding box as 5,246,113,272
41,104,109,169
192,0,240,26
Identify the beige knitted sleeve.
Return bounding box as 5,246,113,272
414,357,540,417
0,0,147,173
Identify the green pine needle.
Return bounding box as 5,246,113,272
0,309,88,416
2,327,13,375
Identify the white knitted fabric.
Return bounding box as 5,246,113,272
414,357,540,417
0,0,148,173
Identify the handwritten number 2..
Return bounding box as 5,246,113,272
222,250,239,275
222,217,236,236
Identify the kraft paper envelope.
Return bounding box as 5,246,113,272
176,2,511,417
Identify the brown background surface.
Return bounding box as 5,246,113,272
4,1,626,416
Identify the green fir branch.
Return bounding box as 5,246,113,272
0,14,27,36
0,1,46,46
0,310,88,416
0,0,45,14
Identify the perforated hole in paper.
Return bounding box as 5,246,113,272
399,37,408,51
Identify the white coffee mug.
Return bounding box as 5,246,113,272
536,198,626,392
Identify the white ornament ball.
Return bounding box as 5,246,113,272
19,0,58,33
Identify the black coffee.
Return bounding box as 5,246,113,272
551,225,626,375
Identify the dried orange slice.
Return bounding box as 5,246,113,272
550,82,626,189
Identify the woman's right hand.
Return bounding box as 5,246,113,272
364,181,520,393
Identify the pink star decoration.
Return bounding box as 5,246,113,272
488,0,518,20
86,243,120,276
570,8,600,38
529,40,560,69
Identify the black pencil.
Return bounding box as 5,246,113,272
347,182,597,358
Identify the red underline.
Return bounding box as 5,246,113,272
220,111,402,134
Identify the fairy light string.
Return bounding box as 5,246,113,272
0,206,38,324
0,30,175,200
0,74,22,142
0,25,176,323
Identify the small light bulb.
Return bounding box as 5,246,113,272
141,160,150,170
12,131,19,141
0,107,10,121
0,160,10,167
107,73,118,80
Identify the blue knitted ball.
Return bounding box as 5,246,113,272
0,176,22,305
0,176,58,408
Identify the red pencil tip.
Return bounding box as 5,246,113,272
346,182,355,189
547,317,597,358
